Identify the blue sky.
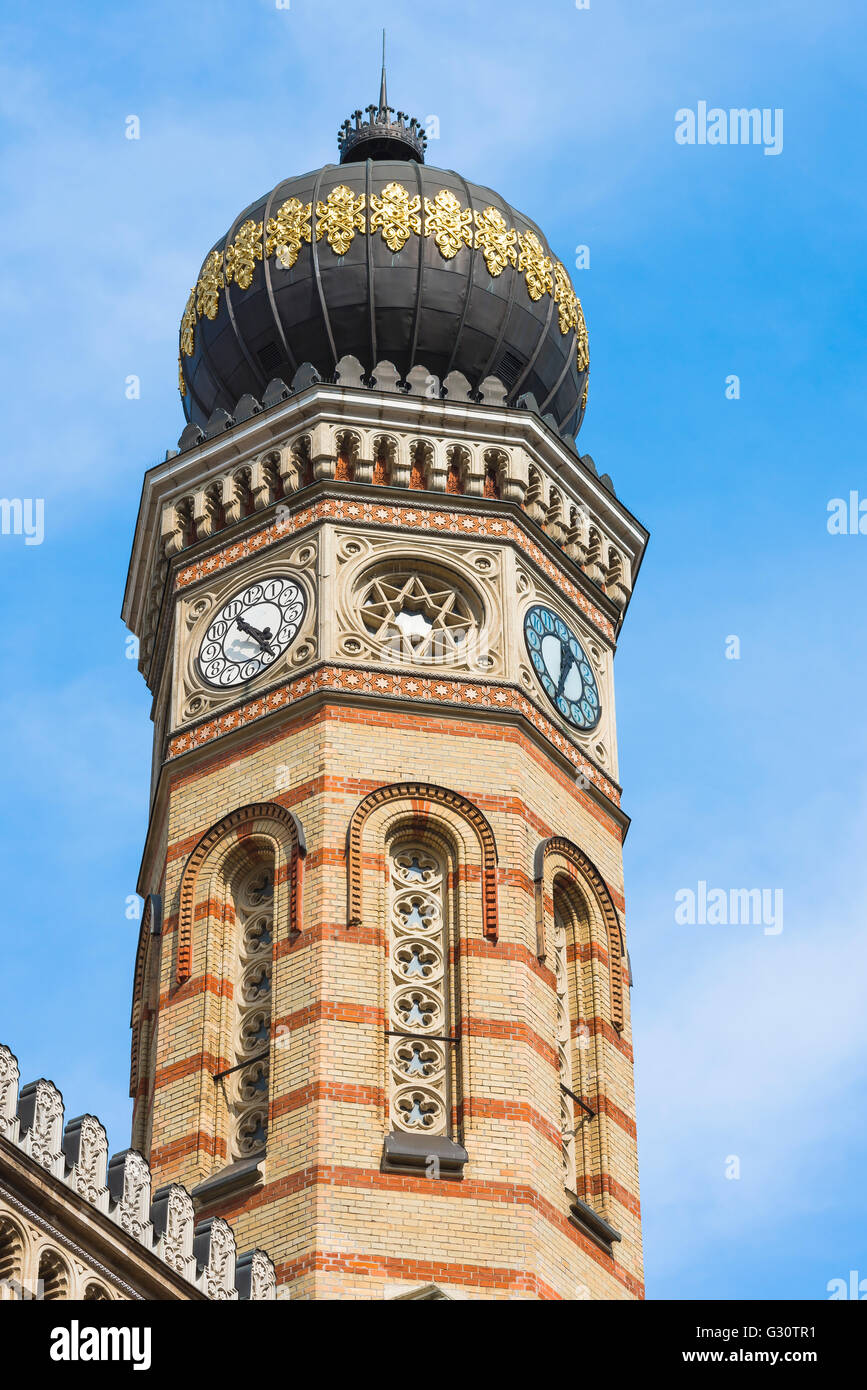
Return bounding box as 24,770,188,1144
0,0,865,1300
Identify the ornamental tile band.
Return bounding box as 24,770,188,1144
165,664,621,805
172,497,617,642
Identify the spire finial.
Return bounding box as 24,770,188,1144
336,33,427,164
379,29,388,117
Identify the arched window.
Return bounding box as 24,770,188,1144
227,853,275,1160
388,839,453,1137
38,1248,69,1301
174,803,305,1173
0,1216,24,1299
551,874,602,1204
83,1281,112,1301
553,892,578,1192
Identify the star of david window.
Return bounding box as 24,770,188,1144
357,570,478,664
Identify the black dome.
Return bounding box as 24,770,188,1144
179,159,589,437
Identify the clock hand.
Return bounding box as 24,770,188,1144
236,616,275,656
555,646,575,700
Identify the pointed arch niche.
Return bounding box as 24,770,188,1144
533,836,626,1245
346,782,497,1178
173,803,306,1171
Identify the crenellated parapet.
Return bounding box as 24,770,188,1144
0,1044,277,1301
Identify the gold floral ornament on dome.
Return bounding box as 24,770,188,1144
553,261,579,336
369,181,422,252
178,354,187,397
180,288,197,357
575,300,589,373
265,197,313,269
474,206,517,277
195,251,225,321
424,188,473,260
517,230,554,301
225,220,264,290
315,184,367,256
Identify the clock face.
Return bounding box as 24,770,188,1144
198,576,306,688
523,604,601,732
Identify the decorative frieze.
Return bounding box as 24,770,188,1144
179,185,587,375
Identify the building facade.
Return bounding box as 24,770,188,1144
120,72,648,1301
0,1044,276,1301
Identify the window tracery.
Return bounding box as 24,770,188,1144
358,570,476,664
554,901,578,1192
388,844,450,1136
230,861,274,1159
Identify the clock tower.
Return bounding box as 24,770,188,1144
123,70,648,1301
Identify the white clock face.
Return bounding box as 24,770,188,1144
198,576,306,688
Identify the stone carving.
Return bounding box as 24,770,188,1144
196,1218,238,1301
64,1114,109,1211
0,1044,19,1141
249,1249,277,1301
110,1149,153,1244
0,1040,278,1299
152,1184,196,1282
18,1079,64,1175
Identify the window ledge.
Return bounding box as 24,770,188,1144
381,1131,468,1180
192,1155,265,1209
567,1192,622,1253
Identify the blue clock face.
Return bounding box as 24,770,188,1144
523,604,601,732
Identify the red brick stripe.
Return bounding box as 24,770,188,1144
193,1163,643,1296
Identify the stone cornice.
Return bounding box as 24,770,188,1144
123,385,648,643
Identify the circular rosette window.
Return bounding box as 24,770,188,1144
353,564,484,668
393,1084,447,1133
391,848,443,893
237,1108,268,1156
390,1035,446,1085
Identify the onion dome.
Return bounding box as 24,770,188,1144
178,58,589,438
